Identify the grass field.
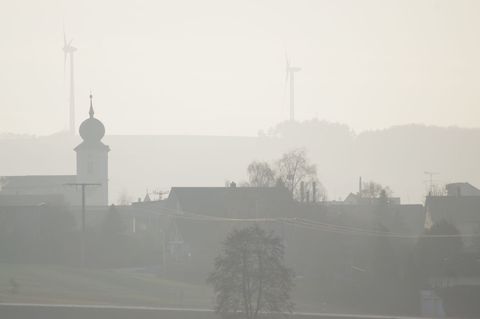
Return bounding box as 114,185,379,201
0,263,334,313
0,263,212,308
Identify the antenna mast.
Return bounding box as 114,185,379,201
424,171,439,195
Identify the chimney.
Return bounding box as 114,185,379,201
300,181,305,202
312,182,317,202
359,176,362,196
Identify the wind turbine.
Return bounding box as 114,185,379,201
285,55,301,122
63,31,77,135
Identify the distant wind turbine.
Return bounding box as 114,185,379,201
285,54,301,122
63,30,77,135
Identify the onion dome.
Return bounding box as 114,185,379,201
79,94,105,142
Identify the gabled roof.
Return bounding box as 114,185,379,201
1,175,76,191
166,186,294,218
0,194,66,206
143,193,151,202
446,182,480,197
426,195,480,223
343,192,401,205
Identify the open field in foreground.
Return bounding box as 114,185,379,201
0,263,211,308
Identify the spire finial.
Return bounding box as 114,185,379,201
89,92,94,118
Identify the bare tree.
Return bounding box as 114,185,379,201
244,149,326,201
276,148,317,199
247,161,276,187
360,181,392,198
303,175,328,202
117,189,133,205
208,225,294,319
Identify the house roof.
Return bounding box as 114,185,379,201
0,194,66,206
343,192,401,205
1,175,76,191
446,182,480,197
166,186,294,218
426,196,480,223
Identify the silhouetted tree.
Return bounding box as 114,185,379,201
117,190,133,205
276,148,321,200
245,149,326,200
373,189,389,221
360,181,392,198
208,225,294,319
247,161,276,187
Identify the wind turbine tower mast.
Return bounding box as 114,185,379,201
285,56,301,122
63,33,77,135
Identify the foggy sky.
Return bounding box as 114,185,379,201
2,0,480,136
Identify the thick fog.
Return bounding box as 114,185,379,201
2,0,480,136
2,1,480,319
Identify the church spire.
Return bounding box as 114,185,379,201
89,93,94,118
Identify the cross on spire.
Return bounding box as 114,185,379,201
89,93,94,118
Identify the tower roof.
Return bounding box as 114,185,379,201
79,94,105,142
75,94,109,152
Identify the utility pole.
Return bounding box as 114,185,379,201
65,182,101,267
161,228,167,275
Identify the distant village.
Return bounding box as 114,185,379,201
1,98,479,317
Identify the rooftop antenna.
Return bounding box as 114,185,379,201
152,189,169,201
63,29,77,135
285,53,301,122
424,171,439,195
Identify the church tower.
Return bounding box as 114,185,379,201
74,94,110,206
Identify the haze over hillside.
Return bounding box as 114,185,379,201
1,119,478,204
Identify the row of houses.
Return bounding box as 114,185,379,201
2,176,480,250
1,100,480,283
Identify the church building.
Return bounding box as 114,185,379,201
0,95,110,207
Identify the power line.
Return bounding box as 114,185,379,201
129,205,479,239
